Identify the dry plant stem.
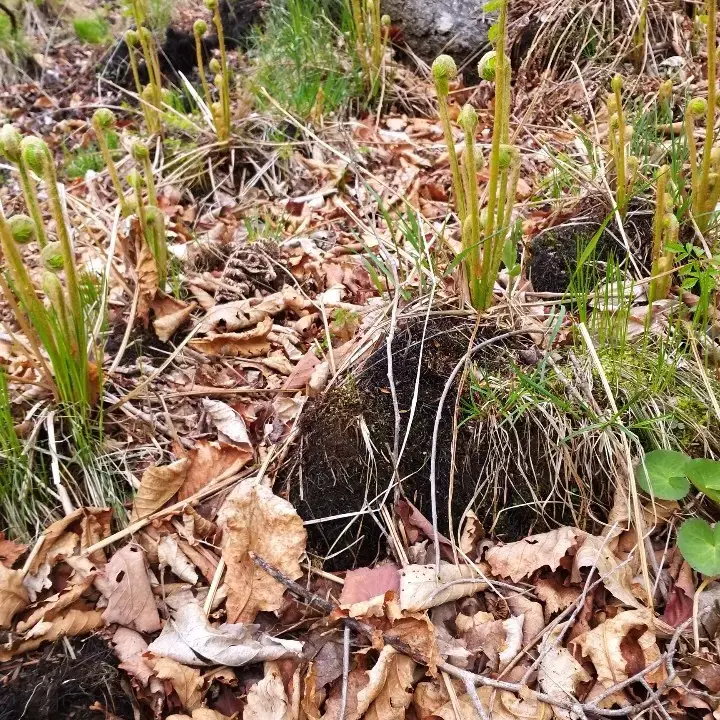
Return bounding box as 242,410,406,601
693,574,714,652
250,553,692,718
698,0,717,223
17,161,48,248
339,624,351,720
46,411,75,516
429,329,534,571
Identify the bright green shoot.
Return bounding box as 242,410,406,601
205,0,231,141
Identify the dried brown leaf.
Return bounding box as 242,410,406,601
178,440,252,500
0,533,27,568
131,459,189,521
364,650,415,720
486,527,585,582
399,562,485,611
203,399,251,447
112,627,156,686
152,294,197,342
100,544,161,633
538,636,591,720
245,665,291,720
153,656,204,711
0,565,29,629
0,608,103,661
218,479,306,623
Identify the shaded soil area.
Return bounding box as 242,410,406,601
0,636,134,720
529,198,653,294
285,316,613,571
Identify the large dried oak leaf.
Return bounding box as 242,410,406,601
218,479,306,623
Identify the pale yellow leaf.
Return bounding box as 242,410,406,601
131,458,189,520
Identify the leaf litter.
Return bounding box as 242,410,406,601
0,2,717,719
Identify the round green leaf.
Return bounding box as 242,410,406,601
688,458,720,495
677,518,720,576
635,449,691,500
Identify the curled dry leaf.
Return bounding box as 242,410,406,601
364,650,416,720
245,664,291,720
534,577,582,622
151,294,197,342
0,565,29,629
538,635,591,720
570,608,664,688
112,626,156,686
499,615,525,670
100,544,161,633
148,601,302,666
432,687,551,720
0,533,27,568
486,527,585,583
218,479,306,623
203,399,252,448
158,535,199,585
178,440,253,500
16,576,94,633
340,564,400,608
131,458,190,521
0,608,104,662
399,562,485,612
152,656,204,711
190,316,273,358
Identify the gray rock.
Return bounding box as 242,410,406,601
381,0,495,68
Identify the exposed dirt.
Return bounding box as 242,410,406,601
285,316,613,571
529,198,654,293
0,636,134,720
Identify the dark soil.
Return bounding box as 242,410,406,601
284,316,612,571
529,198,653,294
0,636,134,720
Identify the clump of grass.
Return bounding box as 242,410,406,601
73,14,110,45
251,0,363,119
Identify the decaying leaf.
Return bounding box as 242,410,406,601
534,577,582,622
0,533,27,568
131,459,190,520
0,565,29,629
203,399,252,448
152,294,197,342
100,544,161,633
153,656,204,711
148,601,302,666
178,440,253,500
16,576,94,633
191,317,273,358
0,608,103,662
486,527,585,583
218,479,306,623
112,627,156,686
245,664,291,720
432,687,551,720
364,650,415,720
570,608,664,688
399,562,485,611
158,535,199,585
538,632,591,720
340,564,401,607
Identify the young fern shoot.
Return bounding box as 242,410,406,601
92,109,130,216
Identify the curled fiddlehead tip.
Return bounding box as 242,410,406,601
8,214,36,245
381,14,391,26
687,97,707,116
458,103,478,132
478,51,498,82
42,271,64,304
126,169,143,188
611,74,623,93
20,136,52,177
131,142,150,162
124,29,138,46
498,144,517,169
40,242,64,272
92,108,116,130
0,124,22,162
432,54,457,85
194,19,208,35
204,0,218,10
209,58,221,74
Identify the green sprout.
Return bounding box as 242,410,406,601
92,109,130,216
193,19,213,112
697,0,717,231
608,74,629,217
206,0,231,140
0,124,48,248
431,55,465,222
458,103,480,301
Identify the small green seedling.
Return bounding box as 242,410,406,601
92,109,130,216
637,448,720,575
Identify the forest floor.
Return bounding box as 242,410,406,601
1,0,720,719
